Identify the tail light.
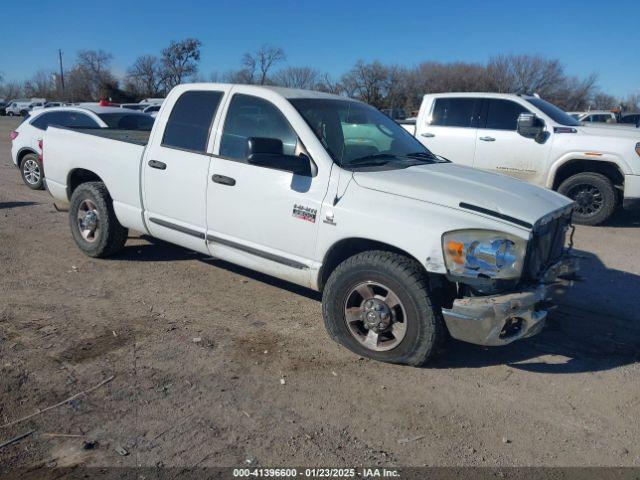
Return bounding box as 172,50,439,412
38,139,43,162
10,130,18,141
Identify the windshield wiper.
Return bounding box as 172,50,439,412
402,152,440,162
347,153,396,166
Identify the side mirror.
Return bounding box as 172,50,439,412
246,137,316,177
517,113,546,142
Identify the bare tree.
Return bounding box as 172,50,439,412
272,66,320,89
242,44,286,85
315,73,342,95
223,68,255,84
0,81,23,100
125,55,165,98
161,38,202,89
341,61,390,107
71,49,116,100
486,54,565,96
591,92,618,110
23,70,55,98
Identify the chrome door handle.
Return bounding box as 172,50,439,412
421,132,435,138
148,160,167,170
479,136,496,142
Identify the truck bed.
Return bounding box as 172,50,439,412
71,128,151,146
43,125,148,232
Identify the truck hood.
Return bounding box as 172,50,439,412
352,163,572,228
576,124,640,139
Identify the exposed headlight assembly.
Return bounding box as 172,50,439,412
442,230,527,279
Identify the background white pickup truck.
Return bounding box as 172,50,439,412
43,83,576,366
406,93,640,225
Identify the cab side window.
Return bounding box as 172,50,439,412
483,99,528,131
220,94,298,162
162,90,223,153
430,98,480,128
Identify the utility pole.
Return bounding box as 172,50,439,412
58,49,65,92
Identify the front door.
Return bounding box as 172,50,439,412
473,98,552,184
142,88,226,253
206,92,328,285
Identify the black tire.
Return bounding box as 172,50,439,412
69,182,128,258
557,172,616,226
322,250,444,366
7,112,14,117
19,153,44,190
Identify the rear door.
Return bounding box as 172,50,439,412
142,87,229,254
473,98,552,183
415,97,480,166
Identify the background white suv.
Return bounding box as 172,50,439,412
11,106,153,189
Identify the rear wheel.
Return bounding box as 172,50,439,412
322,250,444,366
20,153,44,190
69,182,128,258
558,172,616,225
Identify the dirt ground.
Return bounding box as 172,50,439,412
1,115,639,472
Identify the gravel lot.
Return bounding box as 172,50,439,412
1,116,639,471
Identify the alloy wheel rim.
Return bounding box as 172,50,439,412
76,199,101,243
343,281,407,352
23,159,40,184
568,184,603,217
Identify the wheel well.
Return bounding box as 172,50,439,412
552,160,624,192
17,149,37,165
318,238,424,292
67,169,104,200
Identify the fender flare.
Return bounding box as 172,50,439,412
545,153,631,189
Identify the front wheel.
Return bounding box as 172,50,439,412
69,182,128,258
322,250,444,366
20,153,44,190
558,172,616,225
7,112,14,117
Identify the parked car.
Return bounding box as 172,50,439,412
406,93,640,225
119,103,147,111
0,100,9,116
142,104,161,117
10,106,154,190
619,112,640,127
381,107,408,121
42,84,578,366
139,97,165,105
5,100,32,116
567,110,617,124
31,101,67,112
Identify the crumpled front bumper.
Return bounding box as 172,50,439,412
441,256,579,346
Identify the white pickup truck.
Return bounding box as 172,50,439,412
43,83,577,366
404,93,640,225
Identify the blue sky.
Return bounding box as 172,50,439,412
1,0,638,97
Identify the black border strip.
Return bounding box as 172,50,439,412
459,202,533,229
149,217,206,239
206,235,308,270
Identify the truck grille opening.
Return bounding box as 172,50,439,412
524,211,571,280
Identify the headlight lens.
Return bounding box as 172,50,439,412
442,230,527,279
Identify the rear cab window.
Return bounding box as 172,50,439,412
429,98,480,128
162,91,223,153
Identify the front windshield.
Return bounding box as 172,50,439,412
290,98,443,169
526,98,580,127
